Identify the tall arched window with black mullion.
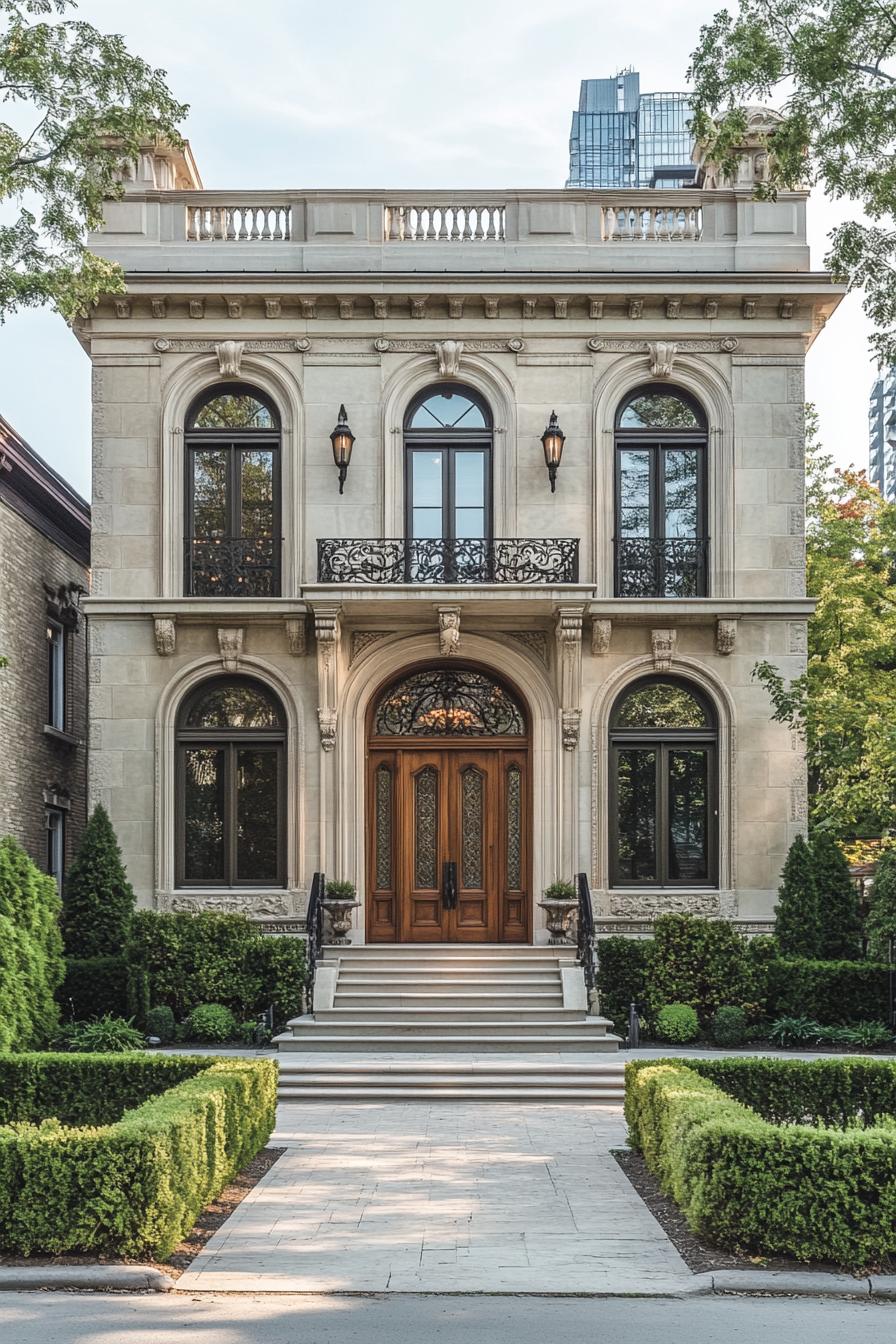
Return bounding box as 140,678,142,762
614,385,707,597
609,678,718,888
185,385,281,596
176,677,286,888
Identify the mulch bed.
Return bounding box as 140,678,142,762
613,1147,894,1277
0,1146,285,1280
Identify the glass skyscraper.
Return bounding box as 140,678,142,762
869,368,896,501
566,71,696,189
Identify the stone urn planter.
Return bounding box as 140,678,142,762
322,883,360,945
538,883,578,946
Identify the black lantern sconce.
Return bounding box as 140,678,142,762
330,404,355,494
541,410,565,493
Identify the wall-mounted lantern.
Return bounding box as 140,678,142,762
541,410,565,493
330,404,355,494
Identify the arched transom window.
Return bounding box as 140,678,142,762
176,677,286,888
404,383,493,581
614,385,707,598
609,677,717,888
373,668,525,738
185,384,281,597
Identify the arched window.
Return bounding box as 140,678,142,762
185,385,281,596
609,677,717,887
372,667,526,737
176,677,286,888
614,385,707,597
404,383,493,581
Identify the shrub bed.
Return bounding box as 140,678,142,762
0,1053,277,1257
129,911,305,1028
765,958,891,1025
59,956,133,1021
625,1057,896,1266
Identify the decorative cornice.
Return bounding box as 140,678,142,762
373,337,525,354
155,337,310,354
587,336,738,355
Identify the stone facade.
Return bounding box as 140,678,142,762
0,416,90,879
76,128,842,938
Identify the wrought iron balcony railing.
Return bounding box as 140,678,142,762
614,536,708,598
317,537,579,585
185,536,280,597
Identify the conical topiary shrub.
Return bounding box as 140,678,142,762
775,833,821,958
812,830,863,960
60,804,135,957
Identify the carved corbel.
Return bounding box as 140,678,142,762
264,297,281,319
704,299,719,320
216,340,244,378
437,606,462,656
114,299,130,319
448,296,465,319
591,618,612,656
648,341,677,378
151,297,167,319
716,618,738,655
435,341,464,377
651,628,677,672
553,298,568,319
189,298,204,319
589,298,604,320
742,299,757,320
522,297,537,319
628,298,643,320
372,297,390,319
483,297,499,319
410,296,427,320
300,297,317,319
225,297,243,319
218,627,244,673
314,606,341,751
153,617,176,656
285,617,307,657
555,606,584,751
665,299,681,320
338,297,354,320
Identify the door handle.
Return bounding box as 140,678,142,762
442,860,457,911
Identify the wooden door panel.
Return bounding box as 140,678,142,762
399,751,449,942
449,752,498,942
499,749,529,943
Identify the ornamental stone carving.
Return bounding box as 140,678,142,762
264,297,281,318
555,606,584,752
742,299,757,320
410,296,427,319
522,297,537,319
561,708,582,751
651,628,677,671
589,298,604,319
665,299,681,320
703,299,718,319
338,297,354,320
591,618,612,656
553,298,568,319
285,618,307,657
216,340,244,377
314,605,341,750
350,630,390,661
648,341,677,378
628,298,643,320
437,606,462,656
587,337,737,355
779,299,794,319
189,298,204,319
372,297,389,318
151,297,167,319
226,297,243,319
436,340,464,377
169,893,290,916
483,297,499,319
448,296,464,319
153,617,176,656
716,618,737,655
114,298,130,319
217,626,244,672
300,297,317,319
507,631,548,664
318,708,337,752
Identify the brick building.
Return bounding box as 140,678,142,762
0,415,90,888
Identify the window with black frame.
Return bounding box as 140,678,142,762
176,677,286,888
614,385,707,597
184,385,281,596
609,678,718,888
404,384,493,581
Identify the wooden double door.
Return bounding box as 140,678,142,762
367,745,529,942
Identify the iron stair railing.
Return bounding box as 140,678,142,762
576,871,597,1009
304,871,325,1007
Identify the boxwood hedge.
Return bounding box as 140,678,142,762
625,1057,896,1267
0,1053,277,1258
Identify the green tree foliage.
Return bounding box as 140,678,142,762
60,803,135,957
0,0,186,320
866,844,896,959
775,833,821,957
812,830,863,958
646,914,768,1022
756,412,896,836
0,835,63,1048
688,0,896,363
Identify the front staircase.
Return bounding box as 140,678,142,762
274,944,624,1101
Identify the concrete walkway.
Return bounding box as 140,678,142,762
177,1101,690,1294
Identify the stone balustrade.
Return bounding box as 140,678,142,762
186,203,292,241
384,204,506,242
601,203,702,242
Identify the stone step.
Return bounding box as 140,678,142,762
334,973,563,987
324,944,568,954
277,1085,624,1102
312,1007,594,1024
331,992,564,1008
324,957,573,974
273,1032,622,1053
277,1060,626,1078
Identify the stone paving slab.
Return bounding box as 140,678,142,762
177,1102,691,1294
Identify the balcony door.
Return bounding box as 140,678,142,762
367,667,529,943
614,384,707,597
404,384,493,582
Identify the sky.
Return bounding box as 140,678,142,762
0,0,876,500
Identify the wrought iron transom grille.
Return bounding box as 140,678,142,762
374,669,526,737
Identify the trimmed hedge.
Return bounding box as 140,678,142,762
59,956,133,1021
596,936,652,1030
625,1057,896,1266
0,1054,277,1257
766,958,890,1025
685,1055,896,1127
0,1052,207,1126
128,911,305,1028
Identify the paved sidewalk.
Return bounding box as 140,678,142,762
177,1102,691,1294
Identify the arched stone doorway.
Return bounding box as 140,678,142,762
366,663,531,943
